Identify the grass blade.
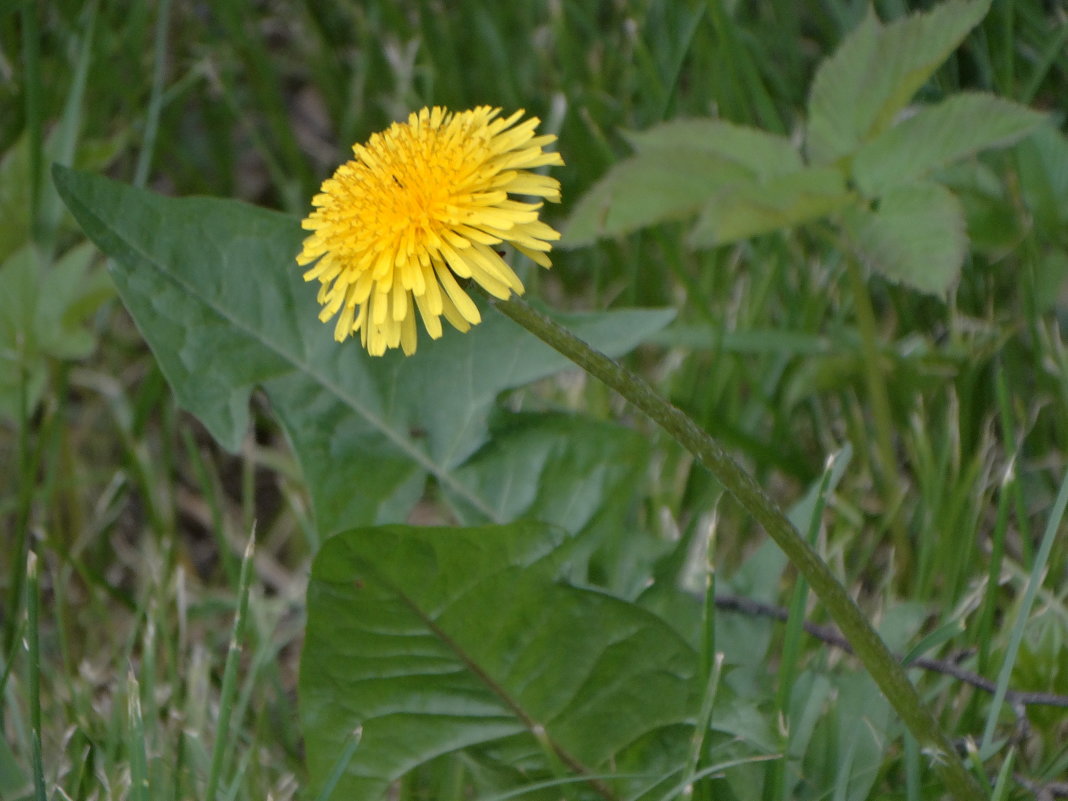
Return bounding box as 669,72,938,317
19,0,42,243
38,0,98,257
205,532,256,800
133,0,173,188
128,671,150,801
26,552,45,801
980,469,1068,755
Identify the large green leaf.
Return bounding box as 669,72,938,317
563,149,751,247
450,412,645,524
54,166,674,533
623,119,803,178
852,93,1048,196
450,412,654,593
689,167,854,247
840,181,967,295
806,0,991,165
301,523,697,801
564,119,803,247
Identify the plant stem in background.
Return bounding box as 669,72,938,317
21,0,43,244
134,0,173,189
490,294,986,801
6,363,35,660
27,552,46,801
844,256,910,561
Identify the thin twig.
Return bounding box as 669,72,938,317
714,594,1068,708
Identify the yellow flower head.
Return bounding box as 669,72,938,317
297,106,564,356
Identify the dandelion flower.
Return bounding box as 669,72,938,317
297,106,564,356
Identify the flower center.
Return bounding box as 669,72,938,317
365,120,482,247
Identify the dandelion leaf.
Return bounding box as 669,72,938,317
301,522,697,801
53,166,674,534
450,412,654,591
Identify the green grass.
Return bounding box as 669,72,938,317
3,1,1068,799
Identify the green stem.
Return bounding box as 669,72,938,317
844,257,909,561
6,357,34,660
27,553,46,801
21,0,43,245
490,294,985,801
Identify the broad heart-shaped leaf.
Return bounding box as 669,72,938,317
852,93,1048,196
805,0,991,165
53,166,675,534
688,166,854,247
301,523,697,801
564,119,803,247
840,181,967,295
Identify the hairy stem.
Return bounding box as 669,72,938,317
490,294,984,801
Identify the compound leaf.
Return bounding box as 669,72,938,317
806,0,991,164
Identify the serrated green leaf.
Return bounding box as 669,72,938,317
450,412,648,531
853,93,1048,196
806,0,991,165
300,523,697,801
623,118,803,178
565,120,805,248
449,412,653,592
689,167,853,247
562,149,752,247
53,166,674,533
840,181,967,294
